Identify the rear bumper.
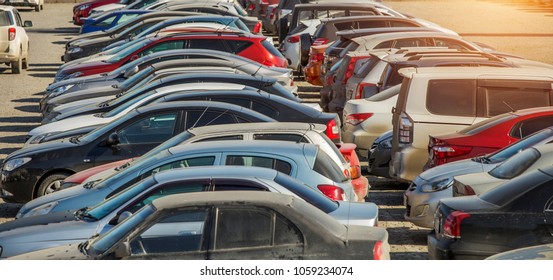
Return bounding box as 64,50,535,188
427,231,453,260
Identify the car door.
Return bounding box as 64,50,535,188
90,111,182,166
207,206,304,259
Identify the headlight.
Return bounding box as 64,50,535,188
2,157,31,172
421,178,454,193
67,47,83,54
50,84,75,97
78,4,90,11
21,201,59,218
28,134,49,145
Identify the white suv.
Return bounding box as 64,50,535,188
0,5,31,74
390,66,553,182
1,0,44,12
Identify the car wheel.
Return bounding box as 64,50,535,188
23,46,29,69
40,3,44,10
11,50,23,74
37,173,70,197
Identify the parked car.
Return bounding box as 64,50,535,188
80,10,150,34
73,0,120,25
0,5,32,74
405,126,553,228
367,130,392,178
0,166,378,258
17,140,355,218
428,165,553,259
0,101,275,203
337,143,369,200
11,191,390,260
0,0,43,12
391,66,553,182
452,143,553,197
58,122,348,190
54,31,288,81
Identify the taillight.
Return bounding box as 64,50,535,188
345,113,373,126
309,52,324,63
454,182,476,197
355,82,376,99
373,241,383,260
8,27,15,41
399,112,413,144
326,119,340,140
253,21,262,34
443,211,471,239
317,184,346,201
350,165,361,179
343,56,370,84
312,38,328,46
286,35,300,44
431,145,473,166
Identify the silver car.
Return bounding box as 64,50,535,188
18,140,355,218
404,127,553,228
0,166,377,258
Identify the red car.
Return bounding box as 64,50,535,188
56,31,288,80
425,106,553,169
73,0,120,25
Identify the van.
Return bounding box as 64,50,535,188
390,67,553,182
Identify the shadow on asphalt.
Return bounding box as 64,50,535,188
0,147,22,155
0,124,36,132
0,135,27,143
28,73,56,78
14,105,39,113
28,27,80,34
11,98,41,103
0,116,40,123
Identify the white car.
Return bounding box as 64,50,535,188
0,5,31,74
0,0,43,12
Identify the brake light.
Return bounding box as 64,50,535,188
373,241,383,260
343,56,370,84
312,38,328,46
431,144,473,166
317,184,346,201
355,82,376,99
443,211,471,239
345,113,373,126
8,27,15,41
287,35,300,44
399,112,413,144
309,52,324,63
253,21,262,34
326,119,340,140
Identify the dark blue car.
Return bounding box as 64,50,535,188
80,10,151,34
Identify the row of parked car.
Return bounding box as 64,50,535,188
249,0,553,260
0,0,392,260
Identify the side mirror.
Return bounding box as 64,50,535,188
123,66,139,78
129,54,139,61
107,133,120,146
117,211,133,224
23,20,33,27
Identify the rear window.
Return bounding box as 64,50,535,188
261,39,284,58
313,150,348,183
481,84,551,117
459,113,517,135
426,79,477,117
488,147,540,179
0,11,12,26
226,40,253,54
274,172,339,213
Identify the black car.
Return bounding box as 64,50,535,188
367,130,392,178
0,101,275,203
44,72,300,122
428,165,553,259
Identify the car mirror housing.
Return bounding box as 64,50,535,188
107,133,120,146
117,211,133,224
24,21,33,27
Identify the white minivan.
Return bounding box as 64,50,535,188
0,5,31,74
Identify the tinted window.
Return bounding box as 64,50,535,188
186,110,238,128
213,180,268,191
432,38,476,50
459,113,517,135
274,172,339,213
390,21,420,27
130,209,209,254
194,135,244,142
145,156,216,177
313,150,348,183
226,40,253,54
215,208,272,249
210,97,250,108
510,116,553,139
0,11,11,26
488,148,540,179
117,113,177,144
253,133,308,143
426,79,477,117
483,87,551,117
188,39,228,52
225,155,292,175
138,41,186,57
126,182,208,213
274,214,303,245
392,38,430,48
334,21,385,31
251,101,278,119
261,39,285,58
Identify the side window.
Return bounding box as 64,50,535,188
389,21,420,27
545,197,553,212
251,101,278,119
117,13,140,25
392,38,430,48
188,39,228,52
0,11,11,26
313,150,348,183
145,156,216,177
96,15,117,27
117,113,177,144
226,40,253,54
373,40,393,49
274,214,303,245
480,81,551,117
225,155,292,175
126,181,209,213
210,97,251,109
426,79,477,117
510,116,553,139
138,41,186,57
215,207,272,249
432,38,474,50
185,110,238,128
130,209,209,255
253,133,308,143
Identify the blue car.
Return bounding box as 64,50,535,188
80,10,151,34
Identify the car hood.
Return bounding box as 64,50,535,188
417,158,496,184
331,201,378,227
18,183,97,218
49,84,118,106
29,114,105,137
52,96,113,117
9,243,88,260
454,172,504,195
5,139,76,161
47,73,112,91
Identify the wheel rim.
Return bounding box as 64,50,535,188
44,179,62,195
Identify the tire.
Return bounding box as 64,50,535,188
40,3,44,10
23,46,29,69
11,50,22,74
36,173,70,198
35,5,39,12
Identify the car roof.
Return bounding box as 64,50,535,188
167,140,318,159
352,31,463,43
152,165,279,183
187,122,326,135
398,66,553,78
336,27,438,39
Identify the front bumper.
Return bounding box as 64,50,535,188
404,181,451,229
352,176,369,201
1,169,37,203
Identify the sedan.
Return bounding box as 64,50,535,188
428,165,553,259
0,166,378,258
11,191,390,260
426,107,553,169
0,101,274,203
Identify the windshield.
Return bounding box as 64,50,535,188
488,147,541,179
88,204,156,257
80,110,140,142
487,128,553,163
106,39,152,63
141,131,195,158
102,88,157,118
